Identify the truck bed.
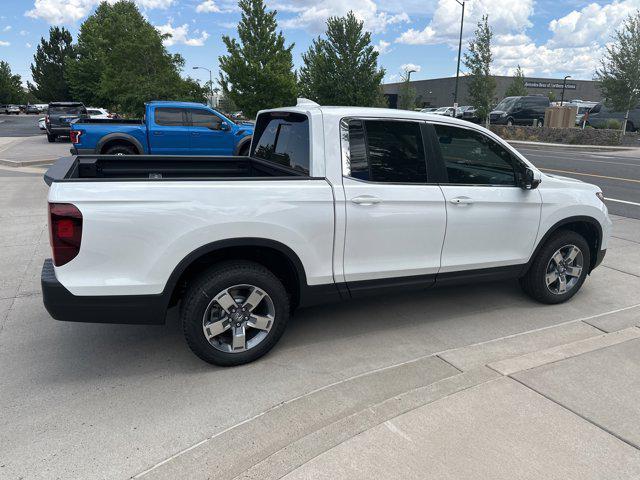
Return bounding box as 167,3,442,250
44,155,308,185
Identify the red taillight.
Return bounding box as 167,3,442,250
48,203,83,266
70,130,81,144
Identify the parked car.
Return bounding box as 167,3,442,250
86,107,112,119
490,96,550,126
4,104,20,115
46,102,88,143
69,101,254,156
26,104,40,115
454,105,473,118
461,107,480,123
433,106,456,117
38,117,46,130
585,103,640,132
42,100,611,366
567,100,598,126
420,107,438,113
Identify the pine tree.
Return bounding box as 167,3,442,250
596,11,640,133
0,61,24,104
299,11,385,107
29,27,74,102
505,65,528,97
219,0,297,118
463,15,496,125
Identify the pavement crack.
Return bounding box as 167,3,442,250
602,265,640,278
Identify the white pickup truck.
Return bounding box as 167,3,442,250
42,99,611,366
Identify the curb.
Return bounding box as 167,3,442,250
507,140,637,151
0,158,55,167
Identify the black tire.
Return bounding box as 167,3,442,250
47,133,56,143
626,121,636,133
238,143,250,157
181,261,290,366
520,230,590,304
506,118,514,126
537,118,544,127
104,144,136,155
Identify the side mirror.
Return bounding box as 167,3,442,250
520,167,541,190
220,122,231,131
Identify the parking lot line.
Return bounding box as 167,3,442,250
605,198,640,207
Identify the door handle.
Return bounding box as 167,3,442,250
191,132,200,136
449,196,474,205
351,195,381,206
153,131,163,136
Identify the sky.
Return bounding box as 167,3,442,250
0,0,639,89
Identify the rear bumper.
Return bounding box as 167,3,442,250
47,126,71,135
41,259,167,325
69,147,95,155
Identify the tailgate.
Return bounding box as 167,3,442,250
44,157,76,185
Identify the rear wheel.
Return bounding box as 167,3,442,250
181,261,290,366
520,230,590,304
506,118,514,126
104,144,136,155
47,133,56,143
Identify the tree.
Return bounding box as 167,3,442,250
66,1,205,116
547,90,557,103
0,61,24,104
505,65,528,97
596,11,640,133
219,0,296,118
463,15,496,126
397,70,417,110
299,11,385,107
29,27,74,102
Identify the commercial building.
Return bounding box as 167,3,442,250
382,75,603,109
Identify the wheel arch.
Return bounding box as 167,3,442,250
234,136,253,156
525,216,603,275
97,133,143,154
164,238,309,311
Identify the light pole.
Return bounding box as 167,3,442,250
453,0,465,107
193,66,213,107
406,69,417,82
560,75,571,106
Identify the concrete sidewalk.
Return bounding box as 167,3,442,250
0,135,70,167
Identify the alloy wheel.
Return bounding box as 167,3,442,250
545,244,583,295
202,284,275,353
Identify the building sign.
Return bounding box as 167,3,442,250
525,81,577,90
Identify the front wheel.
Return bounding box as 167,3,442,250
520,230,590,304
181,261,290,366
506,118,514,126
47,133,56,143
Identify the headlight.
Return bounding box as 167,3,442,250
596,192,605,202
500,112,507,117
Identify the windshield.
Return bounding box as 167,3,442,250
49,105,86,115
435,107,449,113
494,97,518,112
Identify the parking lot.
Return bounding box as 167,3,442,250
1,144,640,478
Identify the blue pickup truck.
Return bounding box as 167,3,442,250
70,101,254,156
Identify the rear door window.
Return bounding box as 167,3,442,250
347,119,427,183
155,108,188,126
252,112,310,174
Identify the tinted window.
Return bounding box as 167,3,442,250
190,109,223,129
434,124,517,185
252,112,309,174
590,104,602,114
49,105,86,115
155,108,187,126
348,120,427,183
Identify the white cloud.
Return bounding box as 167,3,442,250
3,26,11,32
396,0,533,45
20,30,29,36
548,0,640,47
374,39,391,54
26,42,32,48
156,22,210,46
278,0,409,34
0,40,10,47
401,63,421,73
196,0,220,13
25,0,174,24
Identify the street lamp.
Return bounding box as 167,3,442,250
453,0,465,107
193,66,213,107
560,75,571,106
406,69,417,82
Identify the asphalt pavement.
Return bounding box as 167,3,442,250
515,144,640,219
0,113,44,137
